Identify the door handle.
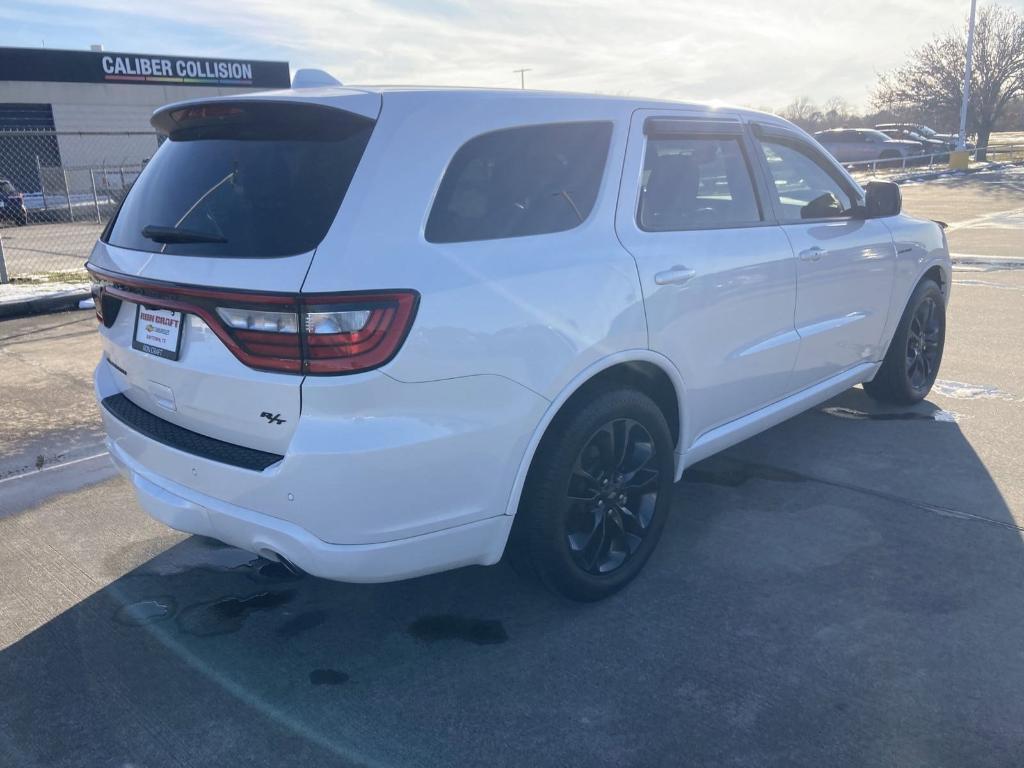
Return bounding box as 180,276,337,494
799,246,826,262
654,266,697,286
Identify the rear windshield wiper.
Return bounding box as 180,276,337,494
141,225,227,244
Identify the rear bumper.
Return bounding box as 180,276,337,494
106,440,513,582
95,356,546,581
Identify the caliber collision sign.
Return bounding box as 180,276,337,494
0,46,290,89
101,54,260,85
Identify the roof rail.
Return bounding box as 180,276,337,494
292,69,343,89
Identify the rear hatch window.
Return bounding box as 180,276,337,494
105,101,374,258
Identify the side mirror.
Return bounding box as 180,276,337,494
863,180,901,218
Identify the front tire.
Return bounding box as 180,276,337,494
864,278,945,404
514,388,675,601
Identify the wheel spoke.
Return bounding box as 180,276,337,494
567,506,601,551
599,512,629,572
624,467,659,493
581,517,608,571
568,460,600,500
612,419,630,470
619,504,647,537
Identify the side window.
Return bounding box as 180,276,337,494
757,139,856,222
638,136,761,231
425,121,612,244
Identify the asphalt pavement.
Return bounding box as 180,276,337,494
1,166,1023,767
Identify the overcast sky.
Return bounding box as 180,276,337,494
4,0,1024,110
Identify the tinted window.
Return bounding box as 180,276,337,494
425,122,612,243
758,139,855,221
638,136,760,231
106,102,374,258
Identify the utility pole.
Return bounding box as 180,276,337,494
513,68,531,90
958,0,977,150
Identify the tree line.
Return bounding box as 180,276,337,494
774,3,1024,160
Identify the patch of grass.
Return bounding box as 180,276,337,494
9,270,89,285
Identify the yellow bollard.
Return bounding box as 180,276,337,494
949,150,970,170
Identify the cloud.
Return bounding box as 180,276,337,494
7,0,1024,109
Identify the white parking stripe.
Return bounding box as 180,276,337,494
0,451,110,486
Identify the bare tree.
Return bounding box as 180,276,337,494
874,4,1024,159
781,96,823,130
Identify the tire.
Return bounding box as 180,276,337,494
864,278,945,404
513,387,675,601
879,150,902,169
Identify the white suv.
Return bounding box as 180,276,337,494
88,86,950,601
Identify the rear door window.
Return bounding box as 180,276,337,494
425,121,613,243
105,102,374,258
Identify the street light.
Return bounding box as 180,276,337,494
513,68,531,89
958,0,977,150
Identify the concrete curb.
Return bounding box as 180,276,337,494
0,287,91,320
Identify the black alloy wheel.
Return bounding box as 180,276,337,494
512,387,674,601
864,277,945,404
565,418,660,575
905,294,942,392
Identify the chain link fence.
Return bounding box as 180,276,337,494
0,130,161,283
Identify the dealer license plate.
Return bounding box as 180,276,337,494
132,305,184,361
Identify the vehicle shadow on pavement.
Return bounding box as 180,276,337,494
3,387,1024,768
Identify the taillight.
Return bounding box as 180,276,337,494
90,278,121,328
87,267,419,376
302,293,417,374
211,293,417,374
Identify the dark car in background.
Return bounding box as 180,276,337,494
812,128,921,165
0,178,28,226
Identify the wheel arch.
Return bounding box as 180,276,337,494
922,263,948,299
503,350,687,519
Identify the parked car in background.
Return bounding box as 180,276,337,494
813,128,921,165
875,123,973,151
87,86,951,601
0,177,28,226
877,127,949,161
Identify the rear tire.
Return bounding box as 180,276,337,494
513,388,675,602
879,150,902,169
864,278,945,404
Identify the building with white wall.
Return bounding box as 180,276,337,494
0,46,290,194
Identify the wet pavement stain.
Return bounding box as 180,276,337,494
176,590,296,637
114,597,176,626
820,406,959,422
309,669,350,686
684,462,806,488
408,615,509,645
276,610,327,638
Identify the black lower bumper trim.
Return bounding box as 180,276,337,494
101,393,284,472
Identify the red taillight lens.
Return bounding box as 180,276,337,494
302,293,417,374
87,267,419,375
211,293,417,374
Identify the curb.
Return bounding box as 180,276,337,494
0,288,91,320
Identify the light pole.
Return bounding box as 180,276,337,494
958,0,977,150
513,68,531,89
